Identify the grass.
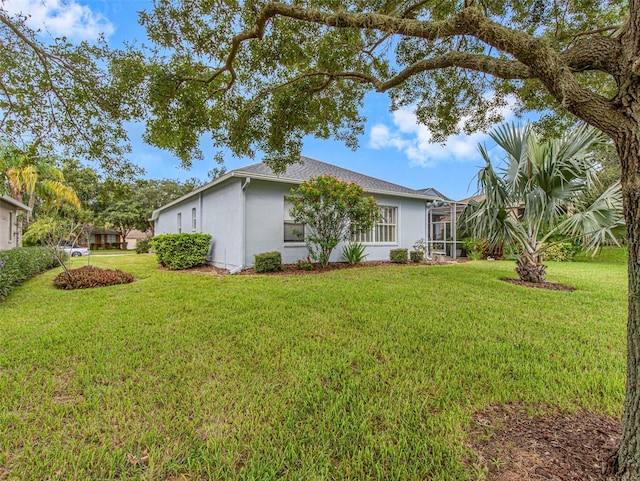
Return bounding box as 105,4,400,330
0,250,628,480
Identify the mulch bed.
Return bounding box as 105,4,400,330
171,259,467,276
501,278,576,292
235,258,466,275
466,403,621,481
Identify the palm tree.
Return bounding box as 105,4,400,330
0,144,81,221
462,123,624,283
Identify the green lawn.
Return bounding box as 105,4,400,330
0,251,627,480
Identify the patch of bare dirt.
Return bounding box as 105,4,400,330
466,404,621,481
501,278,576,291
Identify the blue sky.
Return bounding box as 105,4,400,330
6,0,525,200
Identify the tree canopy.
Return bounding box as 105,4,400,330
0,144,80,221
0,8,141,173
140,0,624,170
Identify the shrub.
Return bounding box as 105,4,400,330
296,257,314,270
409,250,424,263
255,251,283,273
543,241,581,262
342,242,368,265
286,176,379,268
0,247,58,300
136,239,151,254
461,237,483,259
390,248,408,264
53,266,135,290
150,233,212,270
412,238,427,258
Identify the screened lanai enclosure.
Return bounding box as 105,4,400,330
425,200,468,259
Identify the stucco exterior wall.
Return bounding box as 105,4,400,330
154,176,429,270
154,178,244,270
244,180,428,266
200,179,244,270
0,200,22,250
245,179,306,265
355,193,427,262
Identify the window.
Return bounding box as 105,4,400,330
284,200,304,243
177,213,182,233
192,208,197,230
352,205,397,243
8,211,12,242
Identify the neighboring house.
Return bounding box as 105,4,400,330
152,157,446,272
83,228,123,250
125,229,152,250
0,195,30,250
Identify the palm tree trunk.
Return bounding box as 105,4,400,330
515,256,547,283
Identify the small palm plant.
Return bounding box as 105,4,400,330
462,123,624,283
342,242,368,264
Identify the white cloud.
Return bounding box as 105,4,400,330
368,98,516,168
3,0,115,41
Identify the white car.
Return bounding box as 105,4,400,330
58,244,91,257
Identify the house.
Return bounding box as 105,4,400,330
0,195,30,250
152,157,447,272
125,229,152,250
78,228,123,250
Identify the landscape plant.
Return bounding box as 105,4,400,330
542,241,582,262
53,265,135,290
150,233,212,270
341,242,367,265
135,239,151,254
295,256,314,270
461,237,483,260
412,238,428,259
21,214,91,280
0,246,57,300
390,248,408,264
409,250,424,263
286,176,378,268
0,144,81,221
462,123,624,283
254,251,283,272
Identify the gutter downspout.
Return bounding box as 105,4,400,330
426,201,432,259
230,177,251,274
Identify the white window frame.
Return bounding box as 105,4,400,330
191,207,197,231
352,205,397,244
283,199,304,243
177,212,182,234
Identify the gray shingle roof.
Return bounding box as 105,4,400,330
416,187,452,201
233,156,437,197
152,156,444,218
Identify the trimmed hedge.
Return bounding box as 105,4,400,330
255,251,283,273
390,248,408,264
0,246,58,300
409,250,424,263
150,233,212,270
53,266,135,290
